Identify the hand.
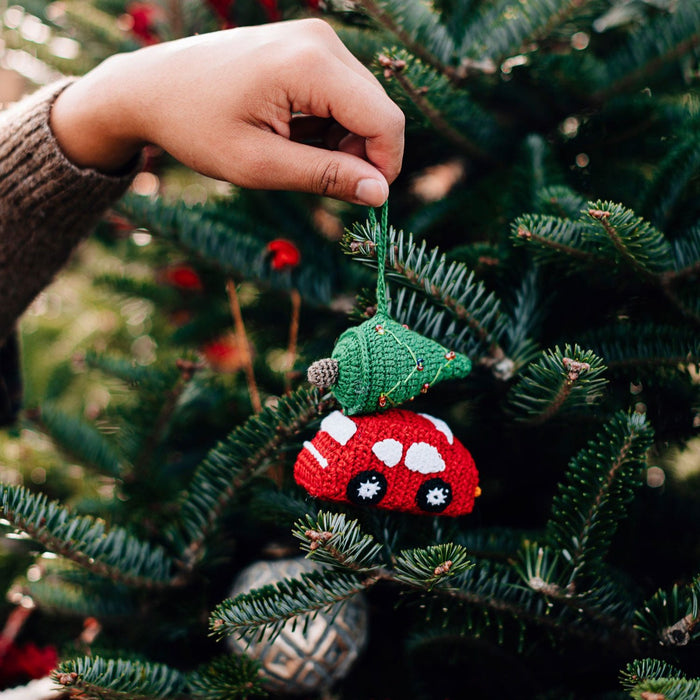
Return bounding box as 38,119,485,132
50,19,404,206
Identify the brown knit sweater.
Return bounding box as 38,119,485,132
0,78,139,343
0,78,140,423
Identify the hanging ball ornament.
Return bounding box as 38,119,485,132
227,557,368,695
307,204,471,414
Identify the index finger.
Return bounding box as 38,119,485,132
284,52,405,184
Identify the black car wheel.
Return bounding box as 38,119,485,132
347,470,387,506
416,478,453,513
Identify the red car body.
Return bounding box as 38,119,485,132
294,409,479,516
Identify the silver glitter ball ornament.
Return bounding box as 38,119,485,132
226,557,368,695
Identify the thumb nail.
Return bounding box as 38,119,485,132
355,179,388,206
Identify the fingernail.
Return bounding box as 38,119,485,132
355,179,388,206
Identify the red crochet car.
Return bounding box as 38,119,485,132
294,409,479,516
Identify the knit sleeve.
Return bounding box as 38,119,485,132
0,78,141,343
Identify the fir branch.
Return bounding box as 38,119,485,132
581,324,700,372
187,655,263,700
33,402,127,478
586,202,674,278
546,411,654,583
209,569,373,644
390,66,494,162
593,0,700,102
53,656,186,700
458,0,603,66
393,543,474,591
178,388,328,571
357,0,459,81
378,48,502,159
84,350,176,390
628,677,700,700
115,195,334,306
0,484,175,589
640,135,700,231
507,345,607,424
26,577,134,618
421,559,640,652
132,360,200,474
535,185,588,219
344,220,507,359
635,579,700,648
668,225,700,282
512,215,610,269
620,657,686,690
293,511,384,573
516,542,636,636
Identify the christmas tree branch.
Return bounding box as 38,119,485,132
0,484,175,589
420,566,641,653
390,67,494,162
344,222,506,359
594,31,700,104
54,656,187,700
29,402,126,478
518,543,635,640
294,512,384,573
187,655,264,700
115,195,334,306
658,279,700,327
635,578,700,648
514,222,610,267
209,569,376,643
507,346,607,425
177,388,329,573
357,0,460,83
132,359,201,476
547,412,654,583
587,208,658,282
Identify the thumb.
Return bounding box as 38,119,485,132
236,130,389,206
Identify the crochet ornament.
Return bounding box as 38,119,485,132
294,409,480,516
307,205,471,414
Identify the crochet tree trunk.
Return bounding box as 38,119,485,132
1,1,699,699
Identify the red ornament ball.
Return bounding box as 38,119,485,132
125,2,162,45
267,239,301,270
161,264,203,291
294,409,479,516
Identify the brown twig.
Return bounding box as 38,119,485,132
0,602,34,660
226,280,262,413
285,289,302,394
167,0,185,38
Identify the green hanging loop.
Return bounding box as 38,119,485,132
369,201,389,315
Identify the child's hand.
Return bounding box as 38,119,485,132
50,19,404,206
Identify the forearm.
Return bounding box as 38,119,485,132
0,79,139,343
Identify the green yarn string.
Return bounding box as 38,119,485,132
369,201,390,315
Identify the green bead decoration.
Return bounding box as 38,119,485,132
307,202,472,414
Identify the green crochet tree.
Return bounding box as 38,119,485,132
307,206,471,414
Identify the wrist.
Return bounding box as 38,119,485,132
50,60,145,174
